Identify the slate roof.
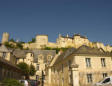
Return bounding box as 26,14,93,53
73,45,109,56
12,49,56,63
13,49,32,58
53,45,111,65
0,44,10,52
32,50,56,63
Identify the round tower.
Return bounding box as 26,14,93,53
1,32,9,44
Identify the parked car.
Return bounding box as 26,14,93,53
19,80,30,86
94,76,112,86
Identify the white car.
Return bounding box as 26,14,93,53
19,80,29,86
95,77,112,86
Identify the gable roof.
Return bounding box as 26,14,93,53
74,45,109,56
54,48,75,65
13,49,32,58
53,45,111,66
0,44,10,52
32,50,56,63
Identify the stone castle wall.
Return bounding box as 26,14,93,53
23,34,112,52
1,32,112,52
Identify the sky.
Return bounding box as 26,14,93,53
0,0,112,45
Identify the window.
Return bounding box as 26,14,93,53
87,74,93,83
2,52,6,58
47,55,52,63
31,53,33,57
37,64,39,71
38,55,44,63
85,58,91,67
103,73,107,78
101,58,106,67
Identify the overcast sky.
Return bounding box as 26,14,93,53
0,0,112,45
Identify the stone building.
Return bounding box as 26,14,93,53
22,33,112,52
15,49,56,80
0,44,23,81
0,44,16,64
1,32,112,52
0,58,23,81
45,45,112,86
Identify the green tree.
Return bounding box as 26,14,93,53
4,42,15,48
29,64,36,76
44,47,68,54
28,38,36,43
16,42,23,49
31,38,36,42
9,38,15,42
17,62,36,79
17,62,30,79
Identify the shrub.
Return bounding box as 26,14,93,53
29,64,36,76
2,78,24,86
44,47,69,54
4,42,15,48
28,38,36,43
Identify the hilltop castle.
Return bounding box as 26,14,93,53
23,33,112,52
1,32,112,52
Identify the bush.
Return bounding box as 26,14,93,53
16,42,23,49
2,78,24,86
4,42,15,48
17,62,30,77
44,47,69,54
29,64,36,76
28,38,36,43
17,62,36,79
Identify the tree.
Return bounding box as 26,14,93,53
29,64,36,76
4,42,15,48
9,38,15,42
28,38,36,43
17,62,36,79
17,62,30,79
16,42,23,49
31,38,36,42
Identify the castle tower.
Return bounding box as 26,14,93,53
1,32,9,44
36,35,48,45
